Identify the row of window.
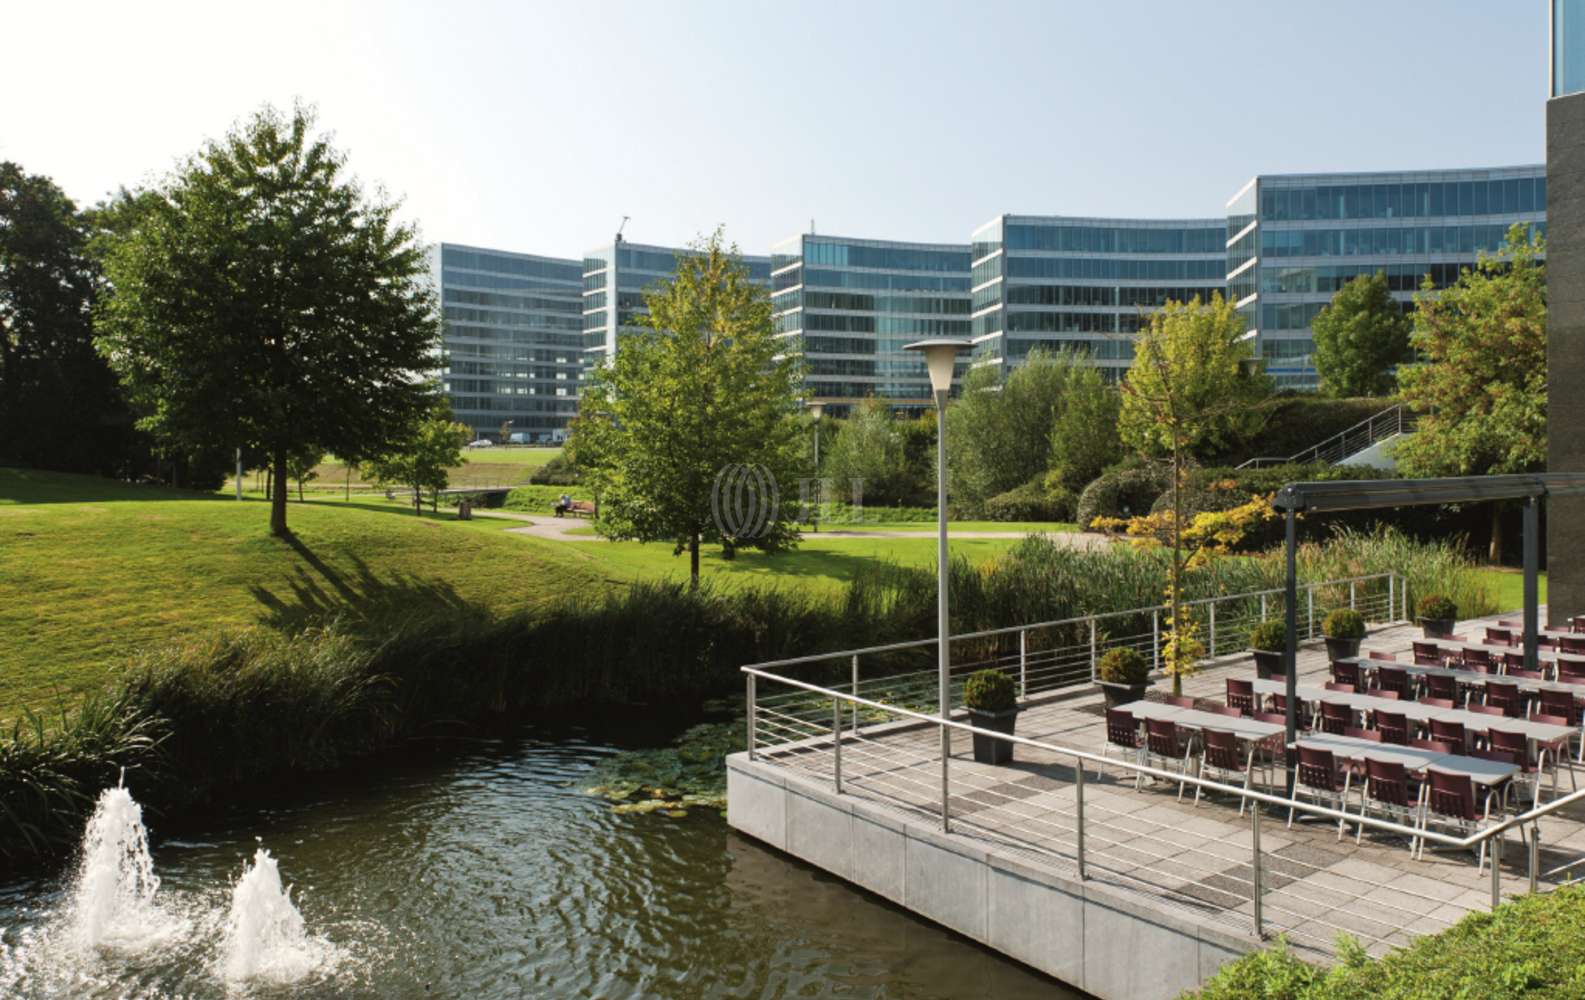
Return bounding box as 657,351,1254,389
1260,222,1543,259
443,306,583,332
1260,338,1315,359
1259,176,1546,223
444,288,582,315
443,324,585,349
798,379,939,400
1004,224,1223,255
803,313,972,336
447,357,579,374
446,395,577,413
1260,262,1472,295
1003,336,1136,362
443,269,578,295
801,240,970,273
971,239,1001,261
774,266,803,292
441,248,581,283
803,268,971,293
972,256,1003,287
800,291,971,315
1003,284,1220,308
1005,257,1227,282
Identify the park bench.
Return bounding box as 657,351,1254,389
556,499,596,519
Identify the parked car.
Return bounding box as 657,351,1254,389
468,439,494,448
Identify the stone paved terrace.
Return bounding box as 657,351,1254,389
741,611,1585,966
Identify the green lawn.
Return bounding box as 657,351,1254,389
300,446,562,492
1477,566,1547,613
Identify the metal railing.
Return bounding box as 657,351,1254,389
739,582,1585,957
1238,403,1417,469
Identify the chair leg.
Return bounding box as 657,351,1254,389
1239,750,1253,818
1193,757,1204,808
1355,791,1368,846
1336,772,1353,841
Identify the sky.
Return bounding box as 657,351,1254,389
3,1,1550,258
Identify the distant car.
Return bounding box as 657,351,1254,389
468,439,494,448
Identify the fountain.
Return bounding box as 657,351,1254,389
221,846,337,983
64,783,187,953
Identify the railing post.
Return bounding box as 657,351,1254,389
1491,832,1503,909
1089,616,1098,678
1389,574,1396,623
747,673,757,761
941,720,951,833
851,654,860,735
1209,602,1217,658
1074,761,1087,880
1251,799,1264,938
832,697,843,794
1260,592,1267,621
1529,821,1540,894
1307,586,1315,640
1152,609,1160,674
1349,580,1356,611
1019,628,1028,699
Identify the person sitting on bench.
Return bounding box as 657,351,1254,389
554,493,573,517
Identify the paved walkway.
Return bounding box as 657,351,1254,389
476,509,1111,546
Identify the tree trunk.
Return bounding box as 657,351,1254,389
689,533,700,590
269,450,289,537
345,467,351,502
297,478,304,503
1170,447,1184,697
1489,503,1503,565
413,482,422,514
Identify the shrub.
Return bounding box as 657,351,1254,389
1418,594,1458,621
984,479,1075,522
1097,647,1149,685
1076,465,1171,529
1322,608,1365,640
527,454,580,485
1249,620,1287,652
963,669,1017,712
1208,395,1397,467
502,484,593,513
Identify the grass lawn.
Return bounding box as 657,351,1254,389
300,446,562,493
1476,566,1547,613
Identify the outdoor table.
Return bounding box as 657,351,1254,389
1434,640,1585,671
1124,701,1284,740
1342,654,1585,704
1294,732,1519,790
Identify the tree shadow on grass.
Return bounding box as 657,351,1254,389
249,545,491,635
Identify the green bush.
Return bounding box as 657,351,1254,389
1097,647,1149,685
502,484,593,513
1418,594,1458,620
527,454,581,485
1249,620,1287,652
1209,395,1397,467
1076,465,1171,528
984,479,1076,522
1322,608,1365,639
963,669,1017,712
1186,886,1585,999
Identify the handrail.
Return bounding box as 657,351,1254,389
1237,403,1414,470
742,572,1397,674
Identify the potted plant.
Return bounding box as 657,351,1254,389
1095,647,1150,710
1418,595,1458,639
963,669,1020,765
1249,620,1287,679
1322,608,1366,662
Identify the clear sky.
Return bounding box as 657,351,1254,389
4,1,1549,258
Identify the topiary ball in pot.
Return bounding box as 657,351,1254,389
1417,594,1457,639
1322,608,1366,662
963,668,1020,765
1249,620,1287,678
1095,647,1150,710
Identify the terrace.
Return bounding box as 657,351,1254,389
728,574,1585,997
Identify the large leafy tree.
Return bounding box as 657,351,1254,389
365,409,467,514
1310,270,1412,397
1047,360,1121,493
1119,294,1270,694
0,162,138,475
946,349,1078,507
569,231,804,588
94,104,440,536
1396,224,1546,561
823,396,922,507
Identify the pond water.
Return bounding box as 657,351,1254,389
0,729,1081,998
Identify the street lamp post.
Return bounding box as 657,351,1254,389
807,401,824,532
904,338,971,830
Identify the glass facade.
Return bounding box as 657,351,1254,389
973,215,1226,378
772,233,971,414
434,244,585,442
1230,166,1546,388
1557,0,1585,97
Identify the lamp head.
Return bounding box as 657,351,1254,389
807,401,824,419
903,338,972,395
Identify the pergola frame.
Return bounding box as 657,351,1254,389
1271,473,1585,754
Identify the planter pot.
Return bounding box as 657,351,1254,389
1096,681,1149,711
1252,649,1285,679
1324,636,1362,662
967,707,1019,765
1420,617,1455,639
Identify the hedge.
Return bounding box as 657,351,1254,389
1212,395,1398,467
1075,465,1171,528
985,479,1076,522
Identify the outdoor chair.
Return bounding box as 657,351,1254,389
1499,618,1522,629
1571,614,1585,634
1562,635,1585,655
1412,737,1456,754
1465,703,1508,728
1319,700,1354,735
1412,641,1444,667
1419,696,1456,710
1429,717,1469,754
1324,681,1355,693
1143,719,1197,801
1194,729,1257,816
1375,665,1412,699
1253,712,1288,786
1287,746,1354,839
1485,627,1516,647
1530,712,1579,798
1165,695,1196,709
1212,704,1244,718
1363,687,1400,701
1488,729,1542,805
1424,671,1460,704
1354,757,1423,855
1536,689,1584,762
1557,660,1585,685
1449,634,1469,643
1501,651,1531,673
1225,678,1256,717
1461,648,1494,672
1331,661,1363,689
1343,726,1382,742
1418,767,1504,871
1373,709,1411,746
1363,649,1397,662
1485,680,1523,718
1098,707,1145,787
1268,693,1312,730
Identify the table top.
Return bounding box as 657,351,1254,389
1121,700,1285,740
1295,733,1519,786
1250,677,1575,741
1338,654,1585,698
1434,639,1585,665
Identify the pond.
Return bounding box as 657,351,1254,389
0,728,1081,998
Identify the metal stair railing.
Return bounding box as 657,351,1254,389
1237,403,1415,470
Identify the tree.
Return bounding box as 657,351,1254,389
287,447,325,502
946,349,1079,509
1310,271,1412,397
1118,294,1271,694
0,162,139,476
569,230,804,589
365,411,467,514
1047,361,1121,493
1395,224,1546,561
823,396,921,507
93,104,440,537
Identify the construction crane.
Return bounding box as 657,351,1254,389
615,215,629,244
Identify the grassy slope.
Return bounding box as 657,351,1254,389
303,446,563,491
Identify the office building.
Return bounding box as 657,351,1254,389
1550,0,1585,619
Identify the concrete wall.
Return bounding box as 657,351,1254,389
727,754,1256,1000
1548,93,1585,626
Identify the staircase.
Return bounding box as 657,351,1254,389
1237,403,1416,470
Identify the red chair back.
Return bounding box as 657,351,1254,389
1146,719,1180,758
1426,768,1478,822
1331,661,1362,689
1429,717,1467,752
1485,627,1515,646
1344,726,1382,742
1462,647,1493,671
1425,672,1458,702
1166,695,1196,708
1509,667,1545,681
1319,701,1352,735
1203,729,1241,770
1214,705,1243,718
1571,614,1585,634
1363,649,1397,662
1375,665,1411,697
1412,737,1455,753
1419,696,1455,709
1296,746,1340,792
1374,709,1410,746
1485,681,1522,717
1488,728,1533,769
1365,758,1413,807
1540,688,1582,725
1563,635,1585,654
1501,651,1527,671
1324,681,1355,693
1559,659,1585,684
1363,687,1400,701
1106,708,1140,749
1466,703,1506,717
1412,641,1443,666
1226,678,1255,716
